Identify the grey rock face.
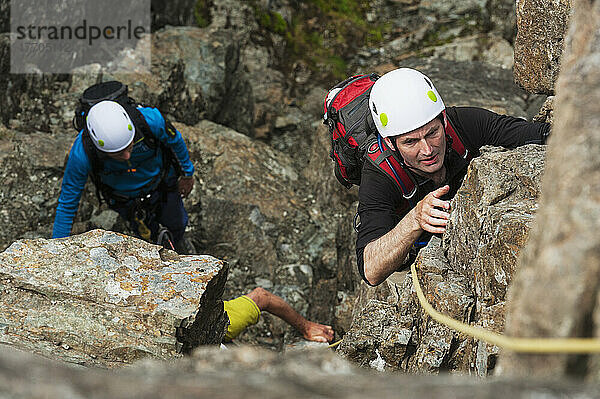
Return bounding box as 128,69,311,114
355,0,517,69
1,26,254,137
423,34,515,70
500,0,600,380
0,131,74,248
443,145,545,374
116,27,254,135
0,1,196,36
1,344,599,398
0,33,72,131
339,238,475,374
533,96,555,125
207,0,257,34
444,145,546,308
398,58,542,120
339,146,545,375
0,230,228,367
513,0,571,94
193,0,294,144
0,0,8,33
151,0,198,31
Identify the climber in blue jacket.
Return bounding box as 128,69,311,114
52,100,196,254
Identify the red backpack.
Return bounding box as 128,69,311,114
323,74,379,188
323,73,472,204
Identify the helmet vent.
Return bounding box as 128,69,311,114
424,77,433,89
372,103,378,115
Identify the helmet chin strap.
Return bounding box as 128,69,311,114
389,138,406,166
443,124,453,156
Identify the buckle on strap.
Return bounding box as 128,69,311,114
403,184,418,200
353,211,361,233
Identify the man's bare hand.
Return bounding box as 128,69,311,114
412,185,451,234
301,321,335,343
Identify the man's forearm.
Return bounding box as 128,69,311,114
363,208,422,285
246,288,308,333
265,295,309,333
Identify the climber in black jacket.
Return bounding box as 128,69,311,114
357,68,551,286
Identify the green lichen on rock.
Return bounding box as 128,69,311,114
258,9,288,35
250,0,389,81
194,0,212,28
191,0,388,81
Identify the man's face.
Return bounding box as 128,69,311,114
391,117,446,175
105,140,134,161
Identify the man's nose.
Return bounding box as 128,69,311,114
419,139,433,155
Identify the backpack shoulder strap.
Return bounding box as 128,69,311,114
80,129,109,203
126,104,184,178
365,135,418,205
445,112,472,162
81,131,100,177
121,103,158,149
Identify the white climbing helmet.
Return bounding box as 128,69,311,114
369,68,445,138
86,101,135,152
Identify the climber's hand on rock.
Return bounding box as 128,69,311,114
411,185,451,234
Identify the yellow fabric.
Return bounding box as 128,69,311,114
223,295,261,341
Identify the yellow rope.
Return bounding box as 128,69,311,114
328,339,343,348
410,262,600,353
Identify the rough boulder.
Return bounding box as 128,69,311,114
0,230,228,368
513,0,571,94
500,0,600,380
0,345,599,398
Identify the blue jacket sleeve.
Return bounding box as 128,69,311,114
52,135,90,238
139,107,195,177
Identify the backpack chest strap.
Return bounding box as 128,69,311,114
365,136,417,203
